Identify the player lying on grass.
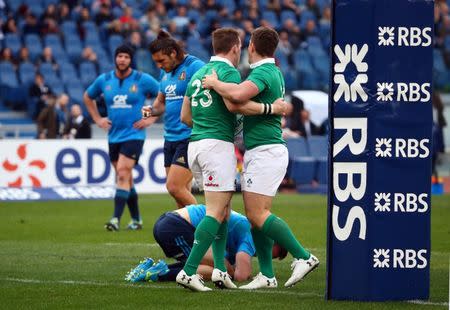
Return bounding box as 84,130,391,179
124,204,287,283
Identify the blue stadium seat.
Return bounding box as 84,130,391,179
67,84,85,105
99,61,114,74
79,61,98,87
433,49,447,88
281,10,298,23
5,33,21,56
311,53,329,83
300,9,317,28
0,62,20,106
44,34,62,48
60,62,78,83
24,34,43,62
108,34,124,56
61,20,78,37
135,48,155,75
262,11,279,28
28,3,44,17
18,62,36,85
65,36,83,63
187,9,201,21
283,68,299,91
39,62,56,76
0,62,18,87
49,79,65,95
290,157,316,185
286,137,310,157
316,158,328,185
187,46,210,63
308,136,328,158
294,49,315,74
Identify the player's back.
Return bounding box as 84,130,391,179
187,58,241,143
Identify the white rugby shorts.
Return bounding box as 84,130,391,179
241,144,288,196
188,139,237,192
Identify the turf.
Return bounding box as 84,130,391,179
0,194,448,309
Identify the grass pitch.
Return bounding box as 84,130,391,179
0,194,448,309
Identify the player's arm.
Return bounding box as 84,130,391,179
180,95,192,127
233,251,252,282
224,98,287,116
83,92,111,130
142,92,165,118
202,70,259,103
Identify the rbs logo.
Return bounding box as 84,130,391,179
373,249,428,269
375,138,430,158
378,26,432,47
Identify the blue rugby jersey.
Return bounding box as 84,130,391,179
86,70,159,143
187,204,256,265
158,55,204,142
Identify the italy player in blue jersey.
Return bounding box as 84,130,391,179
84,44,159,231
124,204,287,284
142,30,205,209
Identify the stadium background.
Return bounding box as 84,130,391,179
0,0,449,308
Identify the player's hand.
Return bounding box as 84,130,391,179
202,69,218,89
95,117,112,130
142,106,153,118
271,98,288,116
133,117,155,129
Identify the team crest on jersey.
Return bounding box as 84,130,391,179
179,71,186,80
129,84,138,93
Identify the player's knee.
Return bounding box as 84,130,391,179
166,181,181,197
116,167,131,183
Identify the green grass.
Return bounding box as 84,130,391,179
0,194,448,309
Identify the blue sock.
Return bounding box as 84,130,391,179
158,261,184,282
127,187,140,221
114,189,129,220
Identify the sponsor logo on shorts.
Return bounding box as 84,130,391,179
176,156,185,164
205,174,219,187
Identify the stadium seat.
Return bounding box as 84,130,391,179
300,9,317,28
311,53,329,83
290,157,316,185
308,136,328,159
61,20,78,37
316,158,328,185
18,62,36,86
65,36,83,63
281,10,298,23
294,49,315,75
79,61,98,87
262,11,279,28
59,62,78,83
108,34,124,56
67,83,84,105
5,33,22,56
25,34,43,62
47,78,65,95
187,46,210,63
286,137,310,157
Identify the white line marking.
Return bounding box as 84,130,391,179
2,277,448,306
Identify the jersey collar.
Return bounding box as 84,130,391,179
249,58,275,69
210,56,234,68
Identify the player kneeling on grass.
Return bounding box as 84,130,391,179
124,204,287,285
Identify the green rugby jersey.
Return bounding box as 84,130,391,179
186,56,241,143
244,58,285,150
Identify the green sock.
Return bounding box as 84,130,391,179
212,220,228,272
183,215,220,276
252,227,275,278
262,214,310,260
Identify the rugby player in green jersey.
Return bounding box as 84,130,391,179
203,26,319,290
176,28,286,292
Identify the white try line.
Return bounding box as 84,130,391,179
1,277,448,306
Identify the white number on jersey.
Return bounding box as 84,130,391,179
191,79,213,107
